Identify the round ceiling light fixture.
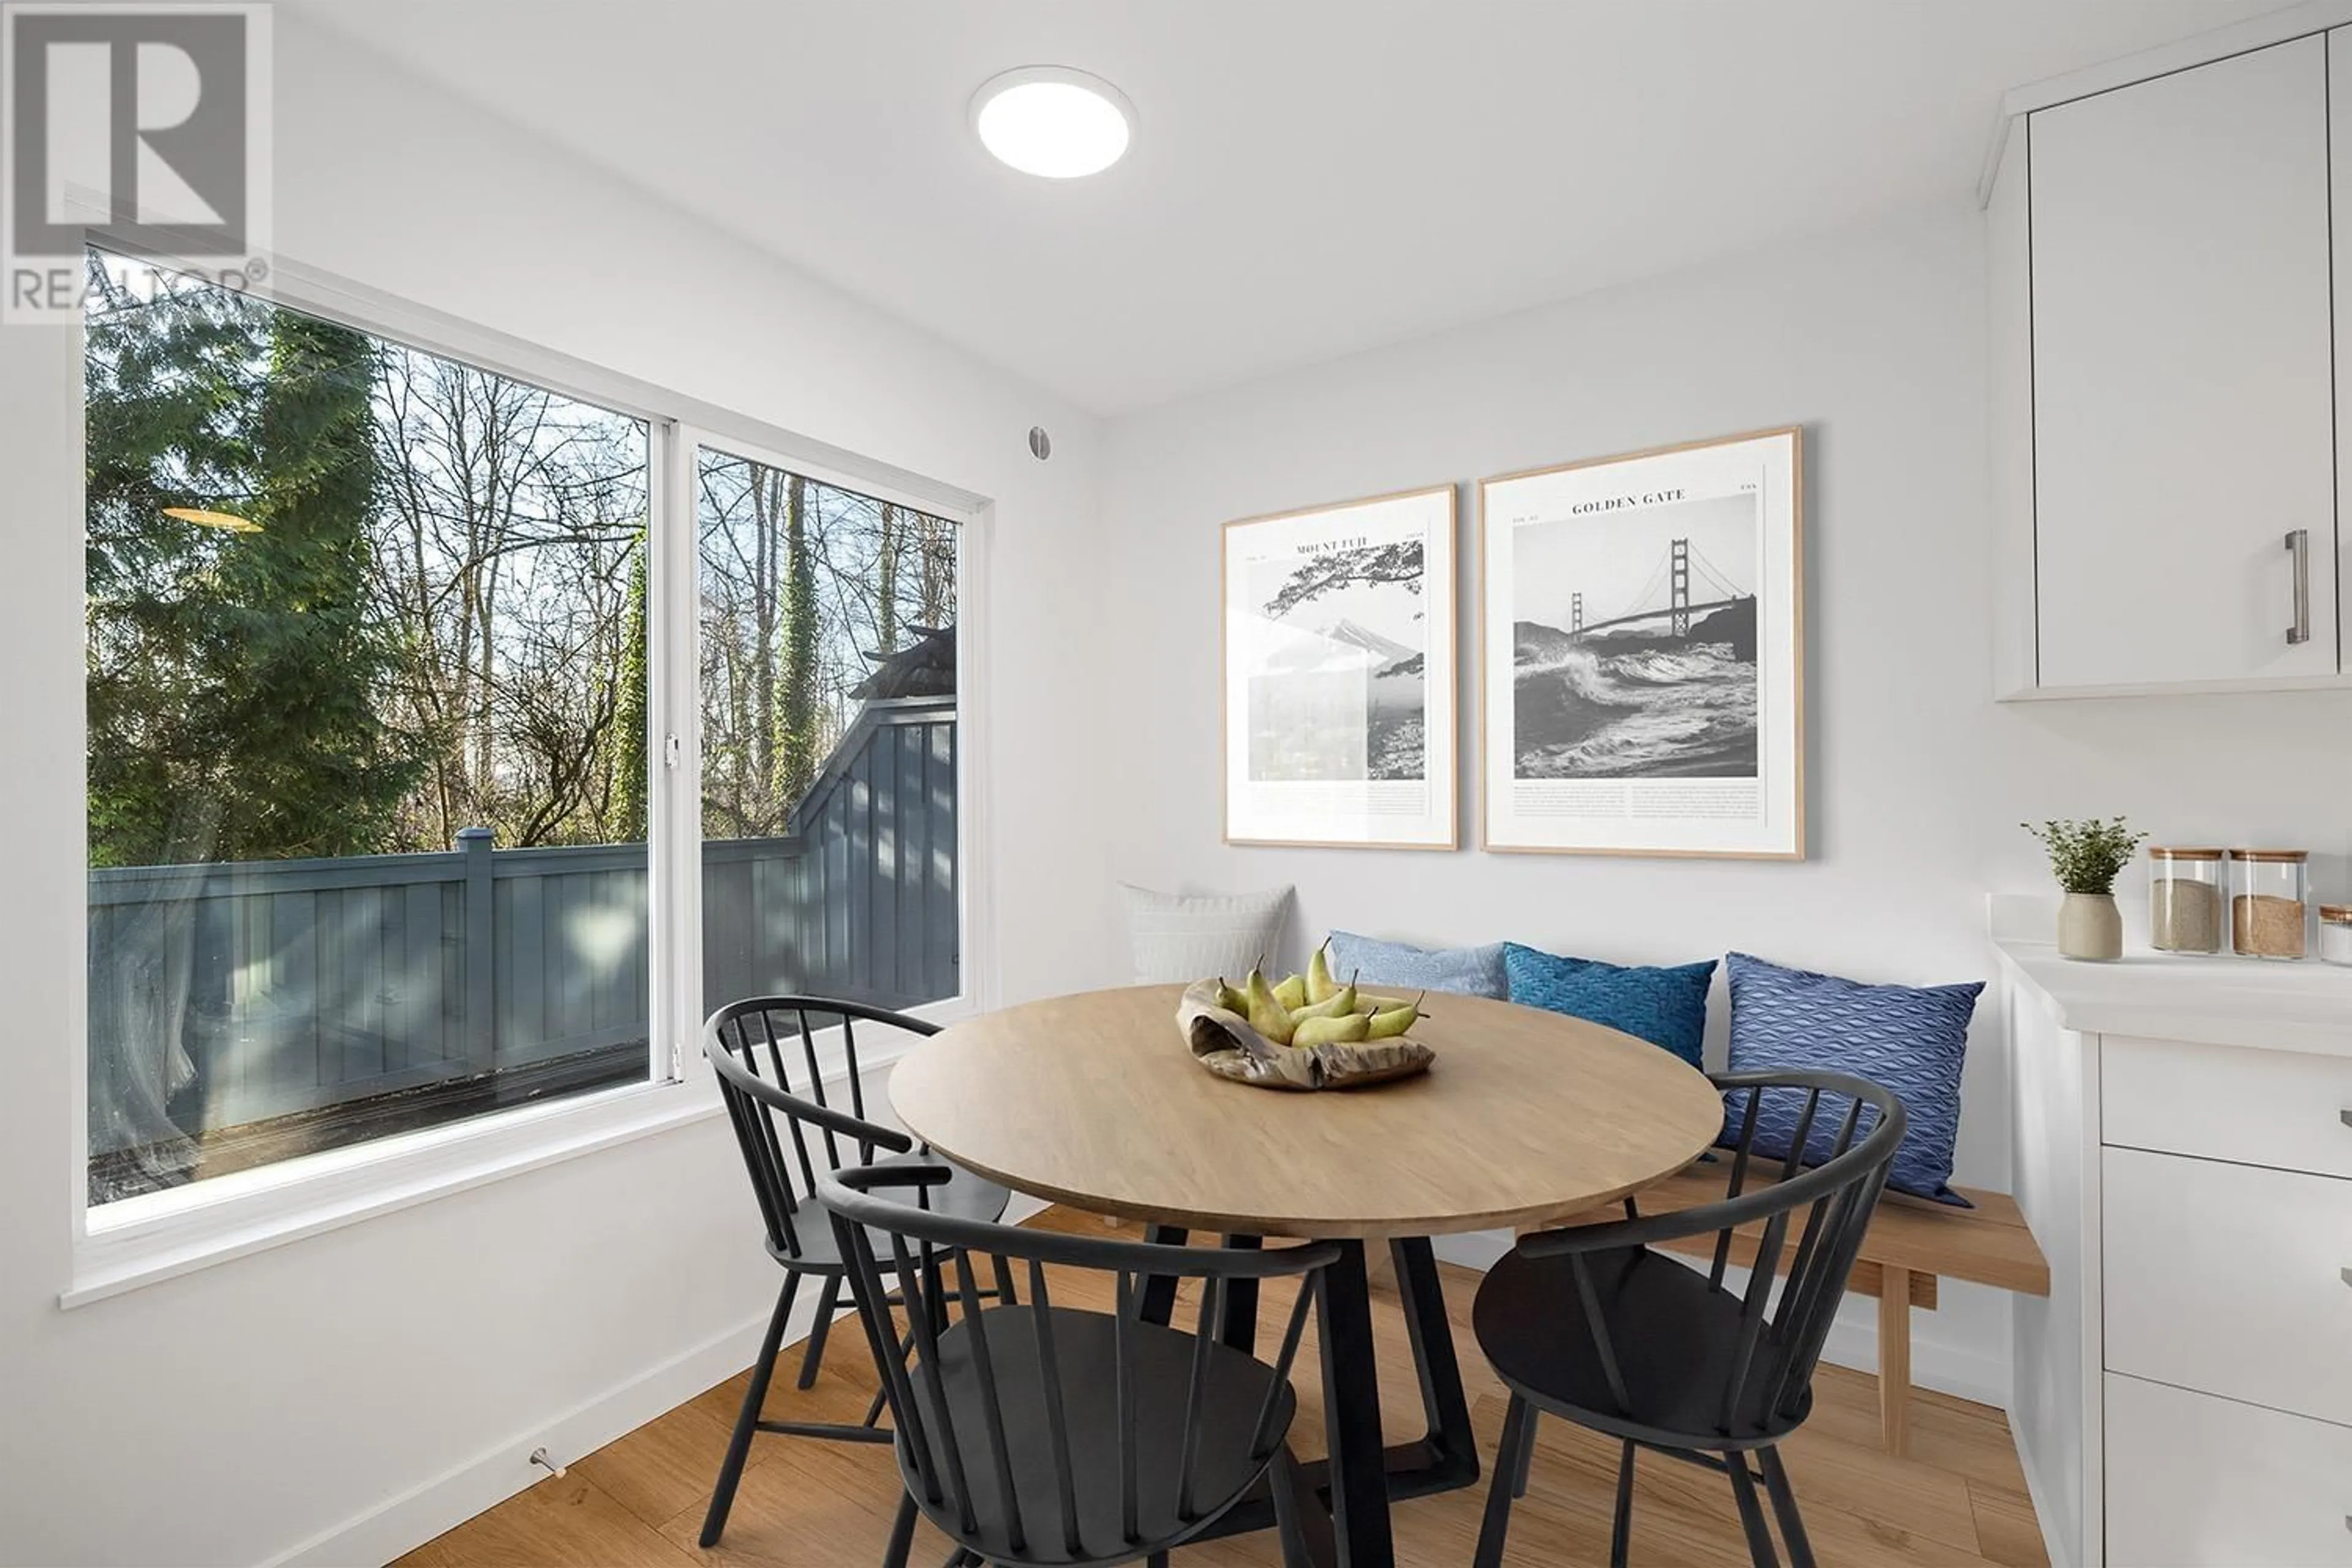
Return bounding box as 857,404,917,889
971,66,1134,179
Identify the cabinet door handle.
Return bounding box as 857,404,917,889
2286,529,2313,646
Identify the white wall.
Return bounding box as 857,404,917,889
0,14,1113,1566
1096,198,2352,1400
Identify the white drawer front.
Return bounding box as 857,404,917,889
2103,1035,2352,1178
2104,1146,2352,1425
2105,1373,2352,1567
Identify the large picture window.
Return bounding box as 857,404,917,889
83,252,657,1204
81,253,974,1216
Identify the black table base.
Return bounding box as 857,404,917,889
1140,1228,1480,1568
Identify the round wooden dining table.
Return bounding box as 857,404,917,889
889,983,1723,1568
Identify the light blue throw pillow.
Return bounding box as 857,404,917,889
1324,930,1506,999
1722,951,1982,1208
1502,943,1715,1067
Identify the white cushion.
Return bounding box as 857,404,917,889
1120,884,1293,986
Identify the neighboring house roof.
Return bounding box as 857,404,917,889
850,624,956,700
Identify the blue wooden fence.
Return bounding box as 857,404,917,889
87,697,957,1158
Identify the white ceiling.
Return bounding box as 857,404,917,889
304,0,2292,415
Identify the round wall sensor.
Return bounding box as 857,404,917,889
1028,426,1052,461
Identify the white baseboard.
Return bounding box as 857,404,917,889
269,1192,1057,1568
260,1295,801,1568
2010,1415,2079,1568
1428,1229,2012,1409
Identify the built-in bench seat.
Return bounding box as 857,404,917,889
1561,1167,2050,1455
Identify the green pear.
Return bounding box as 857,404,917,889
1245,968,1296,1045
1293,1011,1373,1048
1305,941,1338,1005
1364,993,1425,1039
1291,979,1358,1023
1273,972,1308,1011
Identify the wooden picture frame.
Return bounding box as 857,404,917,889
1221,484,1458,850
1477,427,1804,859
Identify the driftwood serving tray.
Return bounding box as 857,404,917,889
1175,979,1436,1091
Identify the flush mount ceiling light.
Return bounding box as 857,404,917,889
971,66,1134,178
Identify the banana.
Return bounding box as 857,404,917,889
1245,968,1296,1046
1272,972,1308,1012
1364,993,1425,1039
1290,981,1358,1023
1292,1011,1373,1048
1305,941,1338,1005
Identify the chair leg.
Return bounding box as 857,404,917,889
1513,1412,1538,1498
699,1272,800,1547
1757,1446,1817,1568
1610,1439,1636,1568
883,1489,916,1568
797,1275,842,1390
1725,1453,1783,1568
1474,1393,1535,1568
1268,1444,1313,1568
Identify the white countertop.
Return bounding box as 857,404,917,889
1991,894,2352,1057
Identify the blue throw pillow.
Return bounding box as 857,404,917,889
1721,951,1982,1208
1325,930,1507,999
1502,943,1715,1066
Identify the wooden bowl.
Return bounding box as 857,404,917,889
1175,979,1436,1091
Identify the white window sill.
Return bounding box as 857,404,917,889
66,1076,726,1308
67,1006,946,1309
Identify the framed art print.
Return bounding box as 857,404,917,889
1478,428,1804,858
1222,484,1458,849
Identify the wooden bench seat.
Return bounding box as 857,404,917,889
1556,1166,2049,1455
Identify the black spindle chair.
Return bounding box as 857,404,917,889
701,997,1013,1549
821,1161,1336,1568
1471,1069,1906,1568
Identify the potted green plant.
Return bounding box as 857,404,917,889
2022,816,2146,961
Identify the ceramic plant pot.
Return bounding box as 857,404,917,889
2057,892,2124,962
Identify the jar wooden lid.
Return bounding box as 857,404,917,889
2231,848,2310,863
2149,846,2224,860
2321,905,2352,924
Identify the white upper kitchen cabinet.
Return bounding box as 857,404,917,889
1998,35,2342,696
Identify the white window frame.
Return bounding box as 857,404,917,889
678,423,993,1091
66,246,993,1306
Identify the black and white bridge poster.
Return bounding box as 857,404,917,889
1479,428,1803,859
1222,484,1457,849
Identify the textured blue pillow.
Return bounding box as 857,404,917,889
1721,951,1982,1208
1502,944,1715,1066
1325,930,1507,999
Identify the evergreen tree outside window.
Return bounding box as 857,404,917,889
85,251,654,1203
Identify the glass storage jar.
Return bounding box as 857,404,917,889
2148,848,2226,953
2321,907,2352,967
2230,850,2310,960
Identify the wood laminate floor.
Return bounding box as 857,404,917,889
397,1210,2047,1568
